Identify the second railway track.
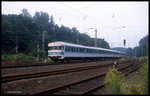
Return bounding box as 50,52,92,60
2,61,118,83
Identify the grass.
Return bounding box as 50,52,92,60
1,53,52,63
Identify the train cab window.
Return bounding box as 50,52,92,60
49,47,53,50
59,46,64,50
51,46,64,50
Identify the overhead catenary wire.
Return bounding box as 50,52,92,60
59,3,104,27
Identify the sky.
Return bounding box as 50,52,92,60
2,1,149,48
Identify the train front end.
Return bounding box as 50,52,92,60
48,42,65,61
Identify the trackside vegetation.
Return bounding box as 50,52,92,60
104,57,148,94
119,57,126,62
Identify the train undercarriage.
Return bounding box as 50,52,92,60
49,56,121,62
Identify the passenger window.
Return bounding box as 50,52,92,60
79,48,81,52
77,48,78,52
71,47,73,52
68,47,70,51
65,47,67,51
74,48,76,52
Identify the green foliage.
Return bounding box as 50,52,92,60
120,59,148,94
120,80,144,94
2,10,110,56
139,56,148,62
2,53,37,61
133,35,148,57
17,53,27,60
141,58,148,94
2,54,16,61
112,35,148,57
104,58,149,95
126,48,134,57
104,66,125,94
39,50,47,59
119,57,126,62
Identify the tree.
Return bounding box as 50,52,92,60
125,48,134,57
2,9,111,57
21,8,31,17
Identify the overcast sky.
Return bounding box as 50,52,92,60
2,1,148,48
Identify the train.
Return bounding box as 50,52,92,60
48,41,126,62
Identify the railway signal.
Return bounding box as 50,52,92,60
95,29,97,47
123,39,126,48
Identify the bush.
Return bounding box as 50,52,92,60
26,55,36,60
2,54,16,61
119,57,126,62
104,66,125,94
104,58,149,95
18,53,27,60
139,56,148,62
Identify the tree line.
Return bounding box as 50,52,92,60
2,8,110,58
2,9,148,59
112,35,148,57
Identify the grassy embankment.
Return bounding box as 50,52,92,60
104,57,148,95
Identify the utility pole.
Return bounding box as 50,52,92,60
77,32,79,44
123,39,126,56
16,36,18,60
37,30,40,62
95,29,97,47
88,28,98,47
42,31,46,52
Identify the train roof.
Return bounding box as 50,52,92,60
48,41,125,53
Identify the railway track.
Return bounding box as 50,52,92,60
34,60,141,95
2,59,117,69
31,59,139,95
1,61,117,83
2,59,137,83
2,59,140,95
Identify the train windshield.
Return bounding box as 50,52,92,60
49,46,64,50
